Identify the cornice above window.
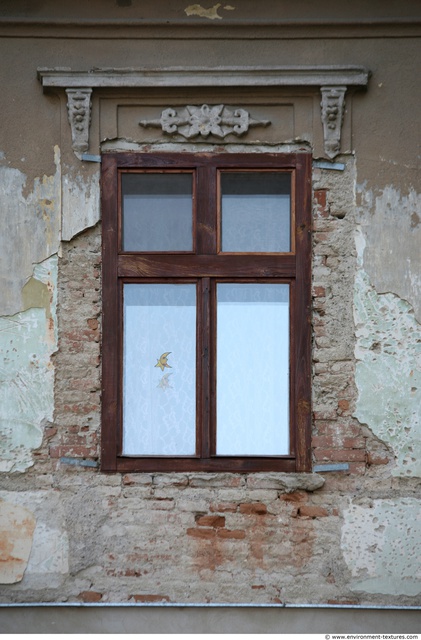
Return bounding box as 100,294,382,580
37,66,369,159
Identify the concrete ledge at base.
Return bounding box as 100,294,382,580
0,605,420,634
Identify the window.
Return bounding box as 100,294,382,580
101,153,311,472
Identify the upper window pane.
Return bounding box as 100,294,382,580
220,172,291,253
121,173,193,252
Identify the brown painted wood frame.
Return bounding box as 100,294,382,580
101,152,312,473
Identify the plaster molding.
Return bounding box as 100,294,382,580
38,66,369,89
139,104,270,139
38,66,369,158
65,88,92,155
320,86,346,159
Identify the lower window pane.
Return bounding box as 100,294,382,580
123,284,196,455
216,283,289,456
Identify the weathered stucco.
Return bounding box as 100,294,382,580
342,498,421,596
359,186,421,322
0,500,36,584
354,230,421,477
0,491,69,590
61,165,100,242
0,256,58,473
0,148,61,317
0,0,420,614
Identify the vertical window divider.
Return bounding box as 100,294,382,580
200,277,211,458
196,163,217,255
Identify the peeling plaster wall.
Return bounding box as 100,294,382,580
0,148,61,317
0,491,69,591
359,186,421,322
0,256,58,473
0,0,420,612
354,258,421,477
342,499,421,596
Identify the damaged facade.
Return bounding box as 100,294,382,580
0,0,420,613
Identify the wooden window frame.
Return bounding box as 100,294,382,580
101,152,312,473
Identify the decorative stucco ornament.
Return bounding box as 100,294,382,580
320,86,346,159
65,88,92,154
139,104,270,139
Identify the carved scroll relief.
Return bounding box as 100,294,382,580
66,88,92,154
320,86,346,159
139,104,270,139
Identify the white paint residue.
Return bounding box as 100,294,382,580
354,258,421,477
0,256,58,473
342,499,421,595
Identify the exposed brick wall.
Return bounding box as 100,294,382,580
4,158,411,606
50,226,102,464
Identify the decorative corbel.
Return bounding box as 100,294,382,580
65,88,92,155
320,86,346,159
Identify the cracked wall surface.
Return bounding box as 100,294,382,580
0,0,420,609
0,256,58,473
342,499,421,596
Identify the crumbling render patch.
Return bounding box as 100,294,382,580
0,500,36,584
61,165,100,242
358,185,421,321
0,148,61,317
342,498,421,596
0,256,58,473
0,491,69,590
184,4,235,20
354,231,421,477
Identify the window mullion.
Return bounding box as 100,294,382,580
196,165,217,255
199,277,212,458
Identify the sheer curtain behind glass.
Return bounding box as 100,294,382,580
123,284,196,455
216,283,290,456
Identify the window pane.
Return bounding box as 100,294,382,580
122,173,193,251
216,283,289,455
220,172,291,252
123,284,196,455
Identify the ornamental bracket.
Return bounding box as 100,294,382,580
320,86,347,159
139,104,270,139
65,88,92,156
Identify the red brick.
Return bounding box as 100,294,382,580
298,506,329,518
280,491,308,503
50,445,97,458
239,503,267,515
87,318,99,330
130,594,170,603
314,448,366,462
312,286,326,297
196,515,225,528
312,435,335,448
79,591,102,602
367,453,389,465
187,528,216,540
209,502,238,513
217,529,246,540
338,399,350,410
